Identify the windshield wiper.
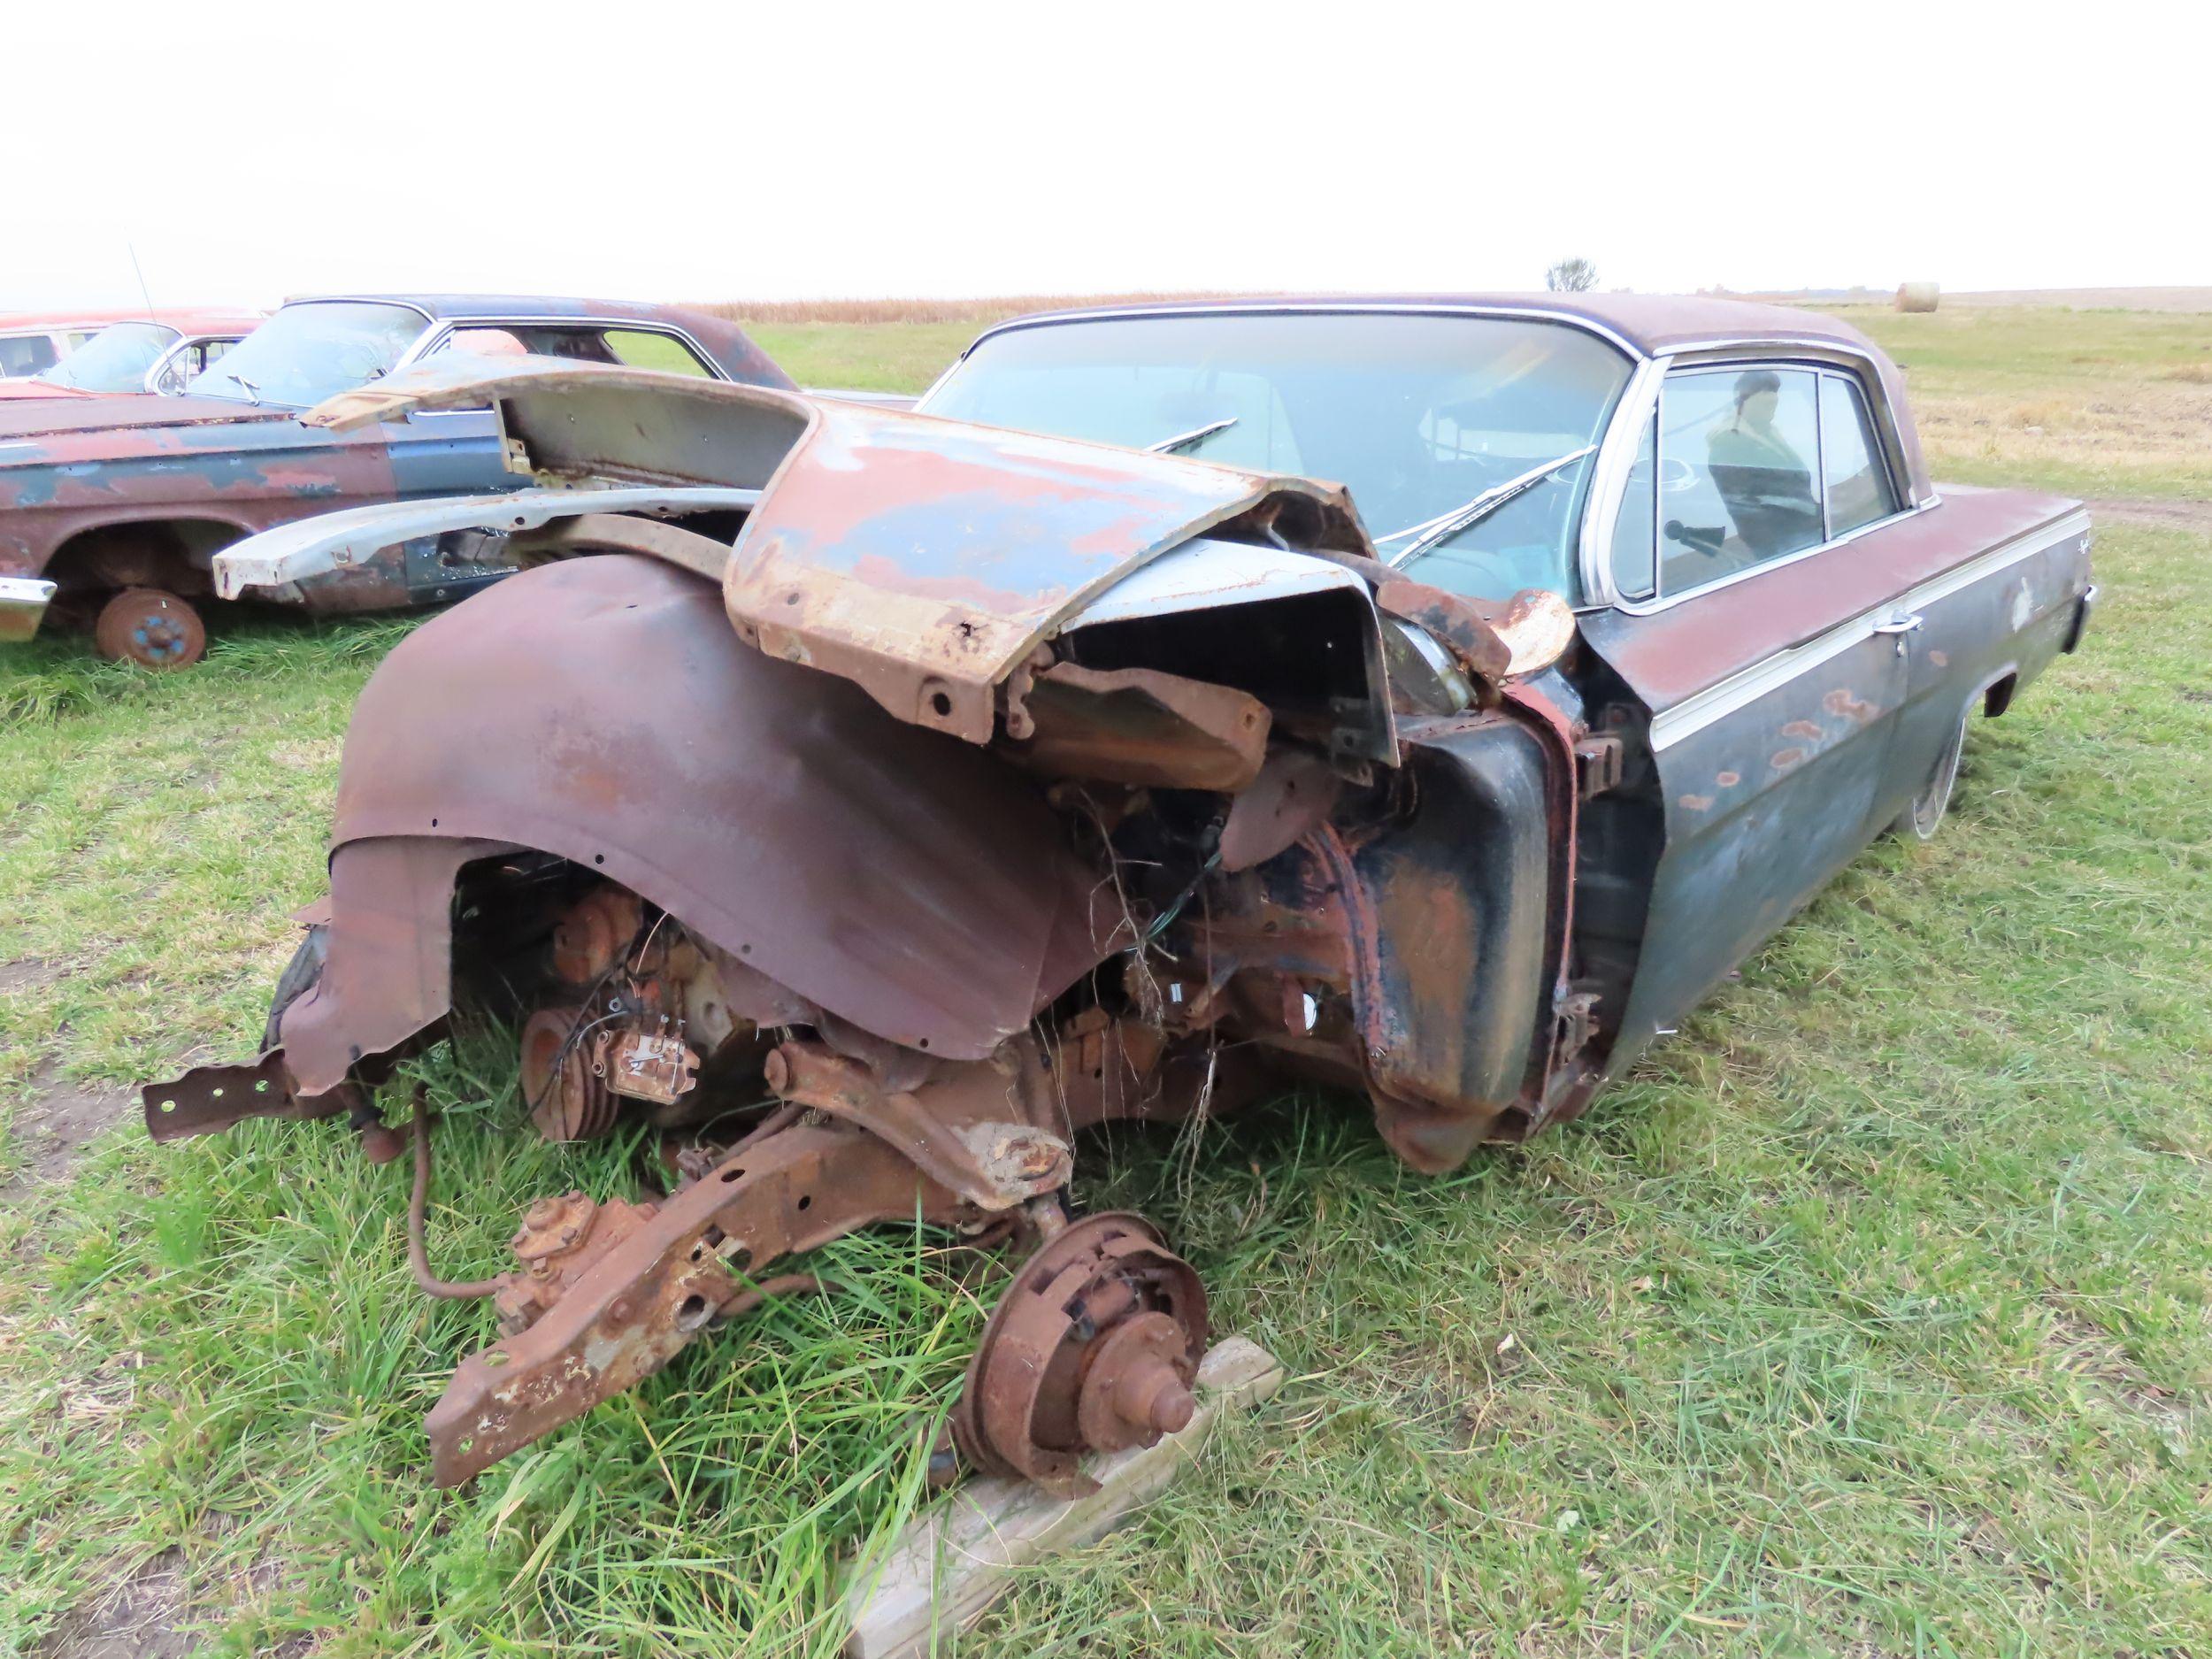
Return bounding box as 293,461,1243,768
1377,444,1597,567
203,371,261,403
1146,416,1238,456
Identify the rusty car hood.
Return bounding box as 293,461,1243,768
303,357,1374,743
0,380,96,403
0,392,293,447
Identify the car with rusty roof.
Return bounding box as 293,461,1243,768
0,311,265,403
146,294,2093,1493
0,294,794,664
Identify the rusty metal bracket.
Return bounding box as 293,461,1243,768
506,511,738,583
141,1050,343,1142
425,1121,967,1486
1008,663,1271,792
1573,732,1625,800
763,1041,1072,1210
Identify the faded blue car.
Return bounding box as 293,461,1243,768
0,294,791,666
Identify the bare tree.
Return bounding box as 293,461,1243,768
1545,257,1599,293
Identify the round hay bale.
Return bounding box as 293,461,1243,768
1895,281,1940,313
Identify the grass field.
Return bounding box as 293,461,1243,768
3,303,2208,1658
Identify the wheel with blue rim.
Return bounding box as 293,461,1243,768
93,587,206,670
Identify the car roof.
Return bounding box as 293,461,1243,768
94,310,265,335
0,309,262,334
972,291,1886,363
282,294,721,325
272,294,797,394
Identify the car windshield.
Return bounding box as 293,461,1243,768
43,321,180,392
923,311,1633,604
187,300,426,409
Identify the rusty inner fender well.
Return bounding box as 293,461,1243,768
278,554,1110,1095
1320,711,1559,1171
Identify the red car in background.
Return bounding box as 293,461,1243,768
1,311,173,379
0,311,263,401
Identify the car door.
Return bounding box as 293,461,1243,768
1578,362,1916,1053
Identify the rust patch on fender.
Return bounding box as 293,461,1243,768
1770,747,1809,771
1823,687,1880,725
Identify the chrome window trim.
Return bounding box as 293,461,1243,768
1813,370,1901,541
398,316,731,383
1648,507,2092,752
1576,356,1663,608
1814,364,1832,542
140,330,221,394
1615,500,1939,618
280,296,440,327
1608,355,1924,618
933,301,1648,371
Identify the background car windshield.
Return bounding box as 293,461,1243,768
924,312,1632,603
187,301,426,408
44,321,179,391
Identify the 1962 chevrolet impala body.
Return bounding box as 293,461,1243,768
147,296,2094,1491
0,295,790,663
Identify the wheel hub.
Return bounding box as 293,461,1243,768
93,588,206,670
952,1211,1206,1492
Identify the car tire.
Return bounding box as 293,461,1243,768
263,924,329,1051
1896,706,1970,841
92,587,207,670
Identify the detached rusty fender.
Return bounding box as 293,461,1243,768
211,485,762,599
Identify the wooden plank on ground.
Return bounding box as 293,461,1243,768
843,1335,1284,1659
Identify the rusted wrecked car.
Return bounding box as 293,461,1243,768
144,296,2096,1493
0,294,790,662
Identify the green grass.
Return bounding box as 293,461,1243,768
1841,303,2212,500
3,307,2209,1656
740,320,981,394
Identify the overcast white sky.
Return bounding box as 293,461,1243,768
8,0,2205,312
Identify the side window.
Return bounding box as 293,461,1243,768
445,326,531,359
1609,410,1657,601
154,338,234,395
439,325,716,378
0,334,58,377
1819,374,1898,537
601,329,713,377
1658,366,1822,594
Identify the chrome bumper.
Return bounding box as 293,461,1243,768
0,576,55,643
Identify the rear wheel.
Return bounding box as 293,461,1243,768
1896,706,1969,841
93,587,206,669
